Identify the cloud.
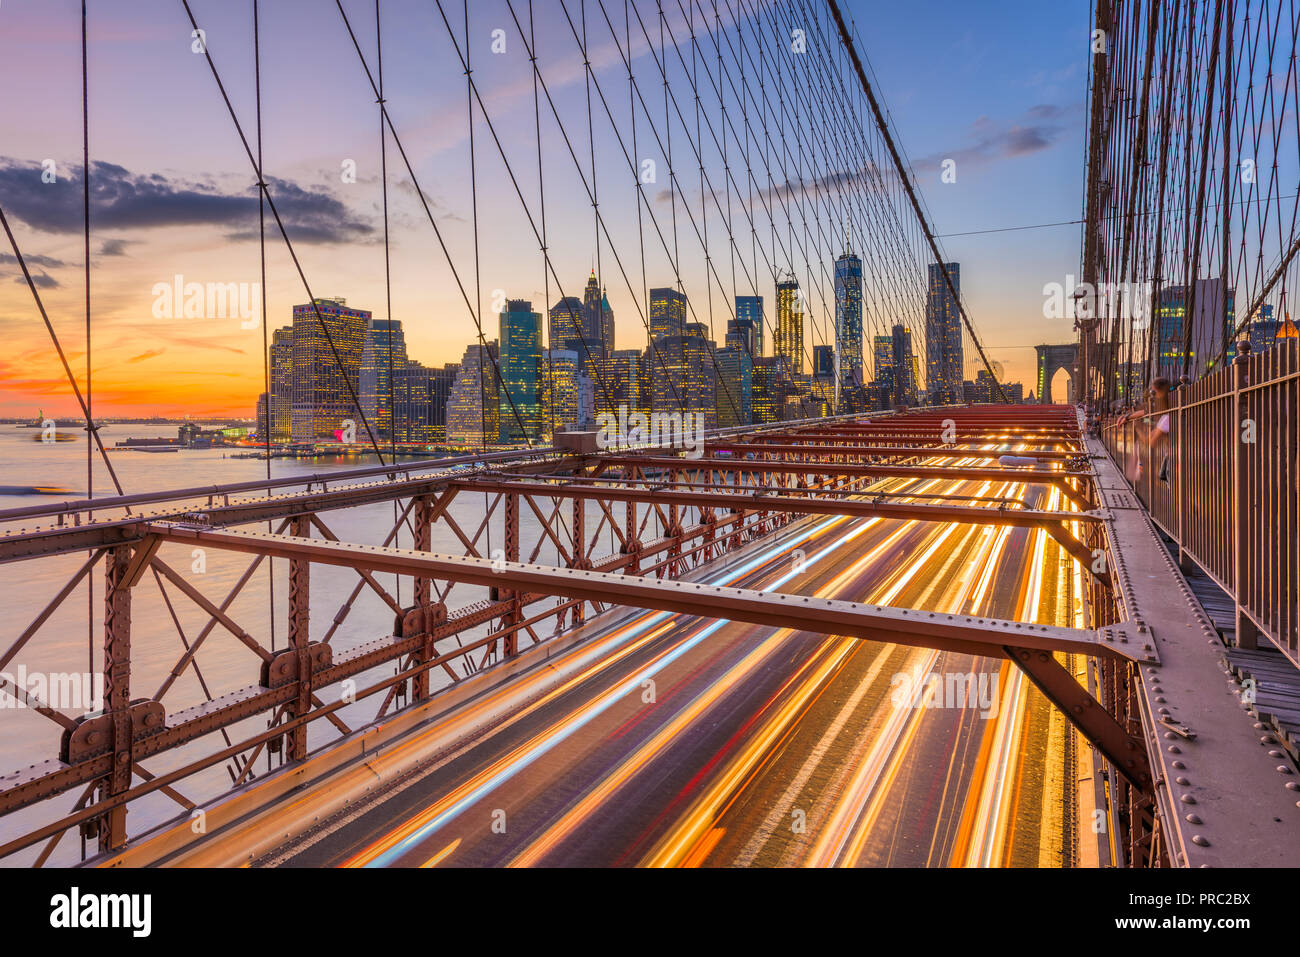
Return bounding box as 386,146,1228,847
14,271,59,289
912,102,1083,172
392,180,464,223
741,102,1081,229
127,348,165,363
0,158,374,245
99,238,133,256
0,251,65,268
757,163,894,207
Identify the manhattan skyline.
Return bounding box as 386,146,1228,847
0,0,1088,418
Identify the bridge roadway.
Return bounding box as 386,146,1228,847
155,450,1088,867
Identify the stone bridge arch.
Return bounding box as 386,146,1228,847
1036,343,1077,405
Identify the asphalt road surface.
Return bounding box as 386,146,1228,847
272,451,1082,867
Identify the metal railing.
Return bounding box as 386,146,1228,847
1101,338,1299,669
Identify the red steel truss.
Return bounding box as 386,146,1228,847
0,407,1174,864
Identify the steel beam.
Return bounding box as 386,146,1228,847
449,478,1109,585
98,544,133,852
449,478,1099,529
0,436,1093,563
1089,428,1300,866
287,516,310,761
583,456,1094,509
144,525,1144,662
705,440,1082,461
143,524,1151,783
1,505,778,824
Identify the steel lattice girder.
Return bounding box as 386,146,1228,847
145,523,1152,787
444,477,1112,587
448,477,1097,528
739,429,1082,444
590,455,1094,509
0,507,772,821
703,440,1084,461
0,453,589,563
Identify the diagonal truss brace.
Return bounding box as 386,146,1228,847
148,523,1151,786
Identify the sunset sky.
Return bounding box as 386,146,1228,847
0,0,1089,418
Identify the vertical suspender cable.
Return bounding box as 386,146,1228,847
376,0,401,604
253,0,277,653
81,0,93,676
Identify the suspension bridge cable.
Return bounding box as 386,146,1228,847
326,0,537,449
178,0,391,464
825,0,1009,404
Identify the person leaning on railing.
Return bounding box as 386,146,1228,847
1115,377,1172,484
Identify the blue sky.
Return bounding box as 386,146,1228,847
0,0,1092,414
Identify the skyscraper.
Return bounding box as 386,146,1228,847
583,271,614,361
714,347,753,427
1154,279,1235,379
775,276,803,375
1245,303,1298,354
871,334,894,409
653,325,716,427
834,252,864,397
751,356,783,424
648,287,690,417
593,349,648,418
812,344,834,379
1247,304,1278,353
446,340,500,448
268,325,293,443
925,262,963,404
890,323,918,406
393,361,458,444
650,287,687,341
735,295,764,356
499,299,543,445
291,298,369,442
359,318,409,439
725,314,756,355
541,348,581,433
812,344,834,410
549,297,585,355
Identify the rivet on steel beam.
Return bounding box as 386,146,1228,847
1192,835,1210,847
